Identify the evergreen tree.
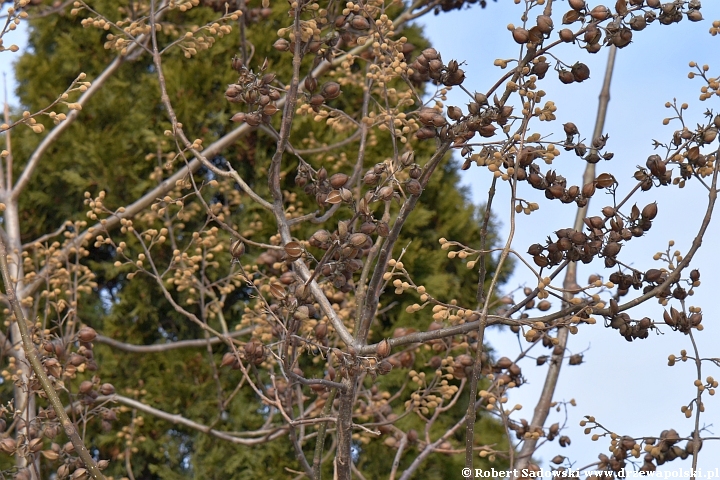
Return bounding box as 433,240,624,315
0,0,510,477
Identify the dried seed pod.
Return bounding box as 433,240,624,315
590,5,610,19
78,326,97,343
536,14,554,34
326,190,343,205
416,126,437,140
269,283,286,300
376,339,392,358
528,243,544,255
406,179,422,196
630,15,647,31
378,185,395,201
284,241,303,260
646,154,666,177
320,82,341,100
329,173,349,189
377,360,393,375
363,171,379,186
100,383,115,395
703,127,718,144
569,0,585,10
221,352,236,367
641,202,658,220
447,106,463,121
512,27,530,44
582,182,596,197
537,300,551,311
558,70,575,84
559,28,575,42
273,38,290,51
571,62,590,82
690,269,700,282
350,15,370,30
348,233,368,247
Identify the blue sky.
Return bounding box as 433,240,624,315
420,2,720,473
3,1,720,474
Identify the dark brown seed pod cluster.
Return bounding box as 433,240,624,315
437,93,512,157
562,123,614,164
226,61,280,126
526,197,657,271
607,312,651,341
507,418,545,441
431,0,489,14
490,356,524,387
303,77,342,111
295,164,353,209
306,223,372,292
409,48,465,88
663,307,702,334
560,0,702,55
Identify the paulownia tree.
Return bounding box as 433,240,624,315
0,0,719,478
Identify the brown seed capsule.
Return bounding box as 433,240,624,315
284,241,303,260
548,184,565,199
273,38,290,51
406,179,422,196
313,322,327,340
641,202,658,220
325,190,343,205
350,15,370,30
569,0,585,10
537,15,554,34
512,27,530,44
559,28,575,42
309,94,325,107
348,233,368,247
558,70,575,84
377,221,390,237
231,239,246,259
703,128,718,144
646,154,666,177
221,352,236,367
230,112,246,123
377,360,393,375
378,185,395,201
590,5,610,20
603,241,621,257
376,339,392,358
78,326,97,343
79,380,94,394
528,244,544,255
447,106,463,121
630,15,647,31
571,62,591,82
329,173,349,189
269,283,286,300
582,182,596,198
99,383,115,395
416,126,437,140
321,82,341,100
